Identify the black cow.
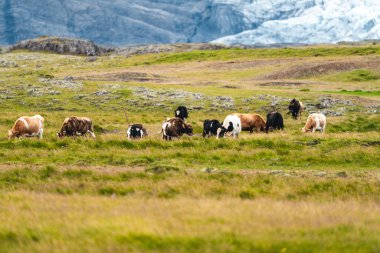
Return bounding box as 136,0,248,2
266,112,284,133
203,119,222,137
288,99,303,120
174,106,188,121
127,124,147,139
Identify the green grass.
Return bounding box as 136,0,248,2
330,116,380,132
134,46,380,65
0,133,379,170
0,167,379,201
326,89,380,97
324,69,380,82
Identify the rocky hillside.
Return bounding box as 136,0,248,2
11,37,113,55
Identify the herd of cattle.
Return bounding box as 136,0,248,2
7,99,327,140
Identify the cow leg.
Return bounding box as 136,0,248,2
38,129,43,140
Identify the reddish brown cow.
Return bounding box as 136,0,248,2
233,113,266,133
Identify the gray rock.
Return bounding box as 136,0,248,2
40,77,83,90
201,167,219,173
269,170,283,175
0,59,18,68
317,96,355,109
86,56,97,62
336,171,348,178
27,87,61,97
315,172,327,177
93,90,110,96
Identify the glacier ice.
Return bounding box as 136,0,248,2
214,0,380,45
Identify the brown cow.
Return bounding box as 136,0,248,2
233,113,266,133
161,117,193,140
8,115,44,139
57,117,96,139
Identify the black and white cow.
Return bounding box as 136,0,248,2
174,106,188,121
217,114,241,139
127,124,147,139
266,112,284,133
203,119,222,137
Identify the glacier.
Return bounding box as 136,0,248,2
0,0,379,46
214,0,380,45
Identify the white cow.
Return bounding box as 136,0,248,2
302,113,327,133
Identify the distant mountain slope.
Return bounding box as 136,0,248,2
0,0,379,46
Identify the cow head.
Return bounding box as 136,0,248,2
175,106,188,120
8,130,15,140
216,127,227,138
56,131,64,138
217,122,234,138
181,123,193,136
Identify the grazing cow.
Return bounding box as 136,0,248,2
302,113,327,133
127,124,148,139
203,119,222,137
266,112,284,133
217,114,241,139
162,117,193,140
233,113,266,133
8,115,44,139
174,106,188,121
288,99,304,120
57,117,96,138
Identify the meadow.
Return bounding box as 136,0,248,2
0,44,380,252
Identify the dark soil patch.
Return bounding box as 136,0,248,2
207,58,298,70
78,72,165,82
259,59,379,80
258,82,303,87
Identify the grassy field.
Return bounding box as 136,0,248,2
0,44,380,252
